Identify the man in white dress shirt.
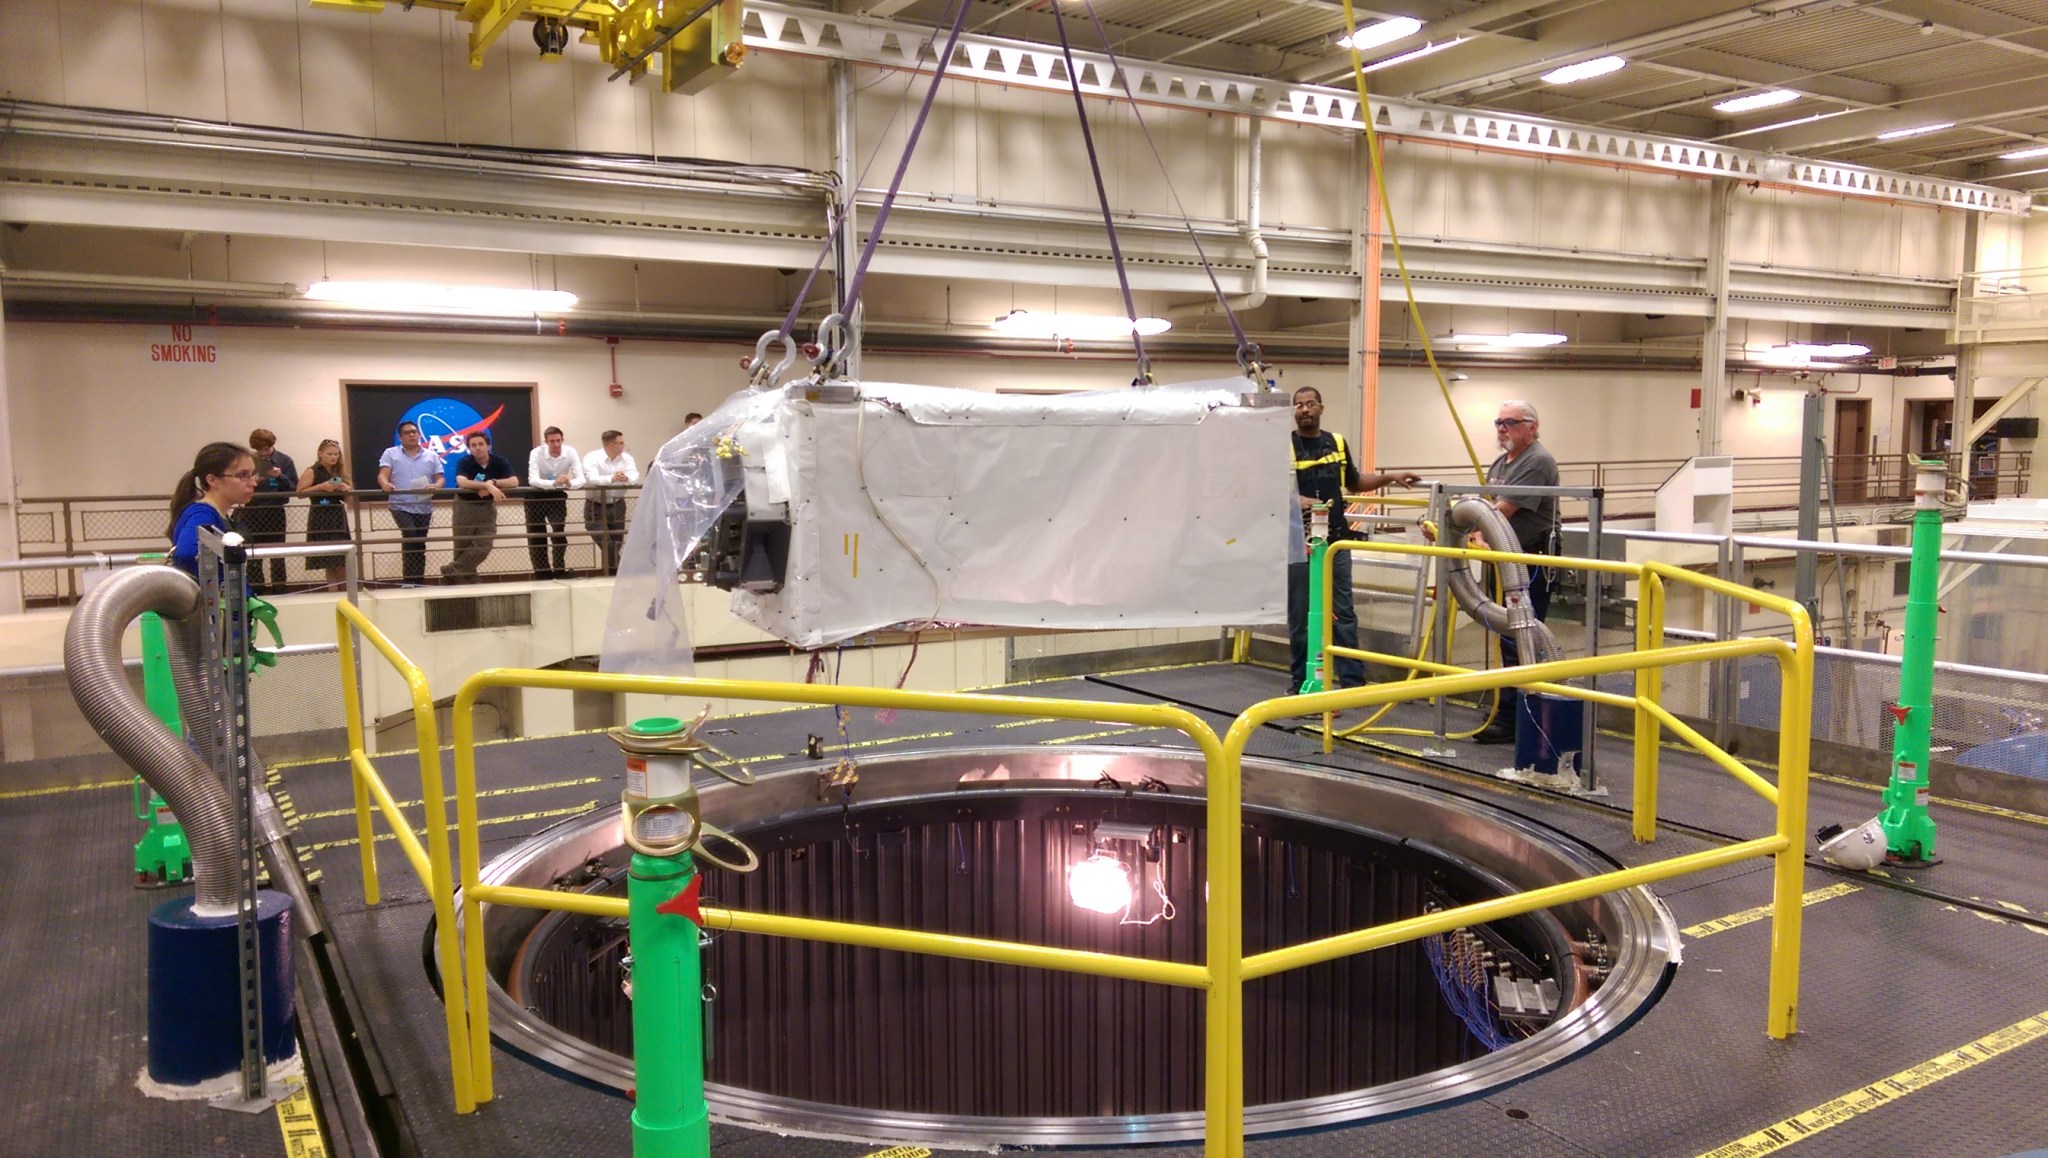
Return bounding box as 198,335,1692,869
526,426,583,579
581,430,639,576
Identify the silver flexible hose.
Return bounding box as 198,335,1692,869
1442,497,1563,665
64,566,242,915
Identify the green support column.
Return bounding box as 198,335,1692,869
1300,503,1330,695
628,850,711,1158
133,611,191,883
1880,459,1943,862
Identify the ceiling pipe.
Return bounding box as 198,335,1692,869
7,296,1915,375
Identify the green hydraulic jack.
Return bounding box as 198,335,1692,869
1880,459,1944,865
134,611,191,886
129,593,284,886
628,849,711,1158
612,712,760,1158
1300,502,1332,695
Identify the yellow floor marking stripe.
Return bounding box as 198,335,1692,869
1683,883,1860,938
295,776,606,822
275,1080,329,1157
862,1147,932,1158
989,716,1058,729
1039,726,1151,745
0,777,131,800
305,803,597,852
1697,1009,2048,1157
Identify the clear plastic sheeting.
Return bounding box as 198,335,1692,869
601,385,789,676
602,377,1294,668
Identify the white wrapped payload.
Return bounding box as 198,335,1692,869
602,378,1295,668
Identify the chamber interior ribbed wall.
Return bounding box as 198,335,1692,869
517,793,1565,1117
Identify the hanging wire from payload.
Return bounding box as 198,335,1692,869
1075,3,1265,384
1339,0,1487,482
1049,3,1150,386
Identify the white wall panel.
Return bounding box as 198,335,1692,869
507,31,579,150
0,0,66,104
220,0,305,130
141,0,227,122
1835,200,1900,276
1377,139,1447,239
1619,171,1706,260
566,48,647,156
1534,159,1628,255
295,3,376,138
1261,122,1350,232
1771,190,1845,272
57,0,149,113
367,8,446,143
443,12,515,148
1439,149,1534,246
1898,206,1962,279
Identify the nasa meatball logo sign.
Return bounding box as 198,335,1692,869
400,398,507,457
343,382,535,492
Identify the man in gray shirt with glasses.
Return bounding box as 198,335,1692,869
1474,399,1558,743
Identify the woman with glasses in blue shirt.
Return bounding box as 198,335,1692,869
168,441,259,576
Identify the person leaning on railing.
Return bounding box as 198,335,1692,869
444,431,520,583
526,426,583,580
298,438,352,586
240,428,298,593
378,421,444,588
581,430,638,577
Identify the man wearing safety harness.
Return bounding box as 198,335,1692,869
1474,399,1560,743
1290,386,1419,692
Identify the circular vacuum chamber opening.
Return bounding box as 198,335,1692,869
471,747,1677,1147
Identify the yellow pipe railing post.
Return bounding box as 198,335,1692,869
333,603,477,1113
445,668,1231,1140
1766,600,1815,1039
334,619,380,905
1631,571,1665,842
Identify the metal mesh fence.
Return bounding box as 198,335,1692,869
0,647,350,770
14,490,641,603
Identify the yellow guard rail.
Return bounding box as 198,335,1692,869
330,539,1814,1157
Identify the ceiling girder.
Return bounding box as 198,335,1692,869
741,2,2024,214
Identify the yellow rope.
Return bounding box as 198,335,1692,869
1339,0,1487,486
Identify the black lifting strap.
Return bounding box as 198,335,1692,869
1051,3,1150,386
1075,1,1258,374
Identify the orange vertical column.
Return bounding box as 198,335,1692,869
1358,158,1384,470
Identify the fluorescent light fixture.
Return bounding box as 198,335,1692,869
305,280,577,314
1875,121,1954,141
1540,55,1626,85
2000,144,2048,160
1068,853,1133,915
1713,89,1801,114
1762,342,1870,364
1362,37,1468,72
1338,16,1422,51
990,310,1171,342
1441,332,1569,349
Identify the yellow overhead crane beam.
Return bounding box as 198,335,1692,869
309,0,746,93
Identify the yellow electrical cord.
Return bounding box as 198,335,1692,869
1326,3,1516,740
1340,0,1489,485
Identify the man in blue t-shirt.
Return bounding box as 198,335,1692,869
377,421,444,586
443,431,520,581
1289,386,1419,692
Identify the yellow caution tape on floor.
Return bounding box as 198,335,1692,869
863,1148,932,1158
1697,1010,2048,1157
275,1081,329,1158
1683,883,1860,939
